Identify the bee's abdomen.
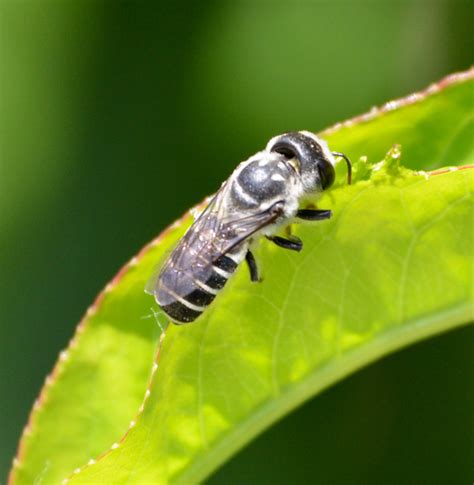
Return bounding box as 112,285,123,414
157,254,239,324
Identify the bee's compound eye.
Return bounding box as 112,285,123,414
318,158,335,190
271,142,297,160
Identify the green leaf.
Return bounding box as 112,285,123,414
321,70,474,171
10,70,474,484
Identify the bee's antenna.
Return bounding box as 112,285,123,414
332,152,352,185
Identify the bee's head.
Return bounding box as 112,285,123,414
266,131,350,193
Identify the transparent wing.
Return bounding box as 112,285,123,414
214,199,285,258
147,180,285,296
145,184,229,295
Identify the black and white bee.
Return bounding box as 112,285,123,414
147,131,351,324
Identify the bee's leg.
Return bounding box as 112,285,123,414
245,250,260,282
296,209,332,221
266,235,303,252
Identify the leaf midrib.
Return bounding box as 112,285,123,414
176,302,472,485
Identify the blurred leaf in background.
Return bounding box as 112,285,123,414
1,0,473,482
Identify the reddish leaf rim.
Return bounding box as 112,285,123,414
8,67,474,484
321,67,474,136
62,164,474,484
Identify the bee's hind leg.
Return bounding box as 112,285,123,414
245,250,260,282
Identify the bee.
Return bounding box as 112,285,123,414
146,131,351,324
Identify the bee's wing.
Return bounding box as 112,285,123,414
171,188,285,269
144,252,169,295
147,179,285,297
145,184,230,294
213,199,285,260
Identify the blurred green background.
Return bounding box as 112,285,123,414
1,0,472,483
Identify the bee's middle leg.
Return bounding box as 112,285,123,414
266,235,303,252
296,209,332,221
